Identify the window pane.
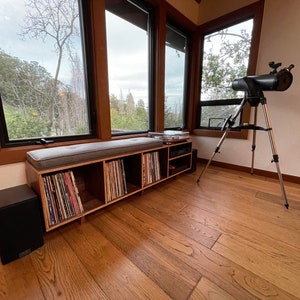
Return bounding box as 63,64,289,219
201,19,253,101
199,19,253,130
200,105,241,128
164,25,187,129
0,0,90,142
106,1,149,134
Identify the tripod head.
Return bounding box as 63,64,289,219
232,62,295,106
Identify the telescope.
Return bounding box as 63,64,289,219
232,62,294,100
198,61,295,209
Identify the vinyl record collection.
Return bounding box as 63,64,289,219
143,151,161,185
42,171,84,226
105,159,127,202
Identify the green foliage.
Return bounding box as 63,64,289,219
110,94,149,132
202,28,251,101
110,91,184,132
164,105,183,128
200,24,252,127
0,0,89,142
3,104,50,139
0,49,88,139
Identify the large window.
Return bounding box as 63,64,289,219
0,0,262,165
198,19,253,129
105,0,151,135
164,24,188,129
0,0,91,146
195,0,264,136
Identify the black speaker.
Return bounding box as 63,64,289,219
0,185,44,264
187,148,198,173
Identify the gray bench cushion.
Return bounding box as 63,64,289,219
27,137,163,170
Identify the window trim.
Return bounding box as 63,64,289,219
194,0,264,139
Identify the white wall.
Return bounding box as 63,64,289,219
0,162,27,190
192,0,300,177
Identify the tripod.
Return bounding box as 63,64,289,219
196,92,289,209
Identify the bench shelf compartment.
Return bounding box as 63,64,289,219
26,140,192,231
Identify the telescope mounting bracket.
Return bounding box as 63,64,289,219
269,61,282,74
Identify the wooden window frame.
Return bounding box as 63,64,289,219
193,0,264,139
0,0,196,165
0,1,263,165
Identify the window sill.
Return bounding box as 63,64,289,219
193,128,249,139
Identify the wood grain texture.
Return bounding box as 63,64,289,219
60,222,170,299
0,164,299,299
189,277,236,300
30,231,108,299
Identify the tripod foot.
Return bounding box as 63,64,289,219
285,203,289,209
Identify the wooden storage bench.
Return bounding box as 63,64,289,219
26,137,192,231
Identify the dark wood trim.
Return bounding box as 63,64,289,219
153,3,167,131
89,0,111,140
187,29,200,131
193,128,248,139
197,157,300,184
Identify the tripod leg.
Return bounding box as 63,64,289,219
261,101,289,209
251,106,258,175
197,96,248,184
197,127,230,183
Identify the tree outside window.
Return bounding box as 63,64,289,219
199,19,253,129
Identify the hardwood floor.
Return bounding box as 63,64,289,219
1,164,300,299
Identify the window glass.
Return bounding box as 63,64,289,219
199,19,253,129
0,0,90,145
105,1,150,134
164,25,187,129
200,104,241,128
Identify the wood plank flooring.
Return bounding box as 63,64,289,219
1,164,300,299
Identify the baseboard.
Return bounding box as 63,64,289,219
197,158,300,184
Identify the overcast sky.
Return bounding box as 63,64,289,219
106,11,149,103
0,0,83,83
106,10,186,109
1,0,54,71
